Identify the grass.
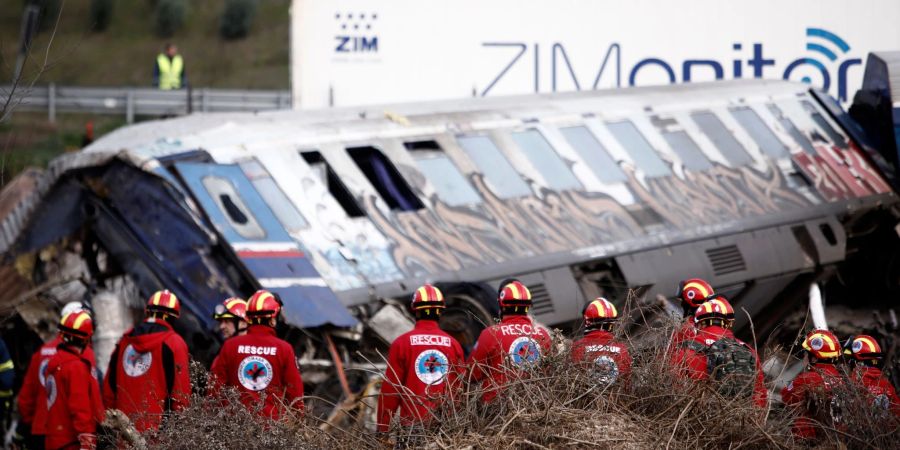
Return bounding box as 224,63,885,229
0,1,291,184
0,0,291,89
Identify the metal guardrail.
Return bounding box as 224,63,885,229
2,84,292,123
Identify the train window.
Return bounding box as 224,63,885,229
347,146,425,212
559,126,626,183
802,100,847,148
239,159,309,231
200,176,266,239
300,151,366,218
661,130,713,171
605,120,671,177
511,129,583,190
691,112,753,167
730,107,789,158
457,135,532,198
404,140,482,206
767,104,816,155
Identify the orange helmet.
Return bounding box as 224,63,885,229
411,284,445,311
59,310,94,341
214,297,248,321
498,281,532,309
146,290,181,318
246,290,282,320
693,296,735,324
844,335,883,361
678,278,715,309
802,329,841,360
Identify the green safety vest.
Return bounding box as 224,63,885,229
157,54,184,90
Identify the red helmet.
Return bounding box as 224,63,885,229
498,281,532,309
411,284,445,311
59,310,94,340
214,297,248,321
802,329,841,360
844,335,883,361
247,290,282,320
693,296,734,324
584,297,618,323
678,278,715,308
146,290,181,318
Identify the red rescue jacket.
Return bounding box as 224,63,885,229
102,319,190,432
44,344,104,450
781,363,843,439
669,325,767,407
19,337,97,436
851,366,900,417
571,330,632,387
376,320,464,432
209,325,304,419
467,315,552,402
669,317,696,350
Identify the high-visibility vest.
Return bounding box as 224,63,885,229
157,54,184,90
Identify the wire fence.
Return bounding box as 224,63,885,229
2,84,292,123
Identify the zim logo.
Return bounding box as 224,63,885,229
414,349,449,385
238,356,274,391
334,11,378,53
508,337,541,366
123,344,152,377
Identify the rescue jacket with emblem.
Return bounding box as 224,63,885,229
102,319,190,432
467,315,552,402
376,320,464,432
571,330,633,386
781,363,843,439
44,344,104,450
20,336,97,435
851,366,900,417
210,325,304,419
669,325,767,407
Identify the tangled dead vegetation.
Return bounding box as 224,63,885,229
108,322,898,449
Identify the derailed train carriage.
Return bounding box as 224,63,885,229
1,77,898,407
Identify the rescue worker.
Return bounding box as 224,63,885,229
377,285,465,433
467,280,552,402
571,297,632,386
670,297,767,407
843,335,900,416
153,43,186,90
18,303,96,450
44,310,104,450
213,297,248,340
781,329,844,440
102,290,191,432
670,278,715,348
210,290,304,418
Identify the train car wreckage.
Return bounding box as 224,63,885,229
3,73,900,420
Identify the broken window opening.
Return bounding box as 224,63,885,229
347,146,425,212
301,151,366,218
201,176,265,239
404,140,482,206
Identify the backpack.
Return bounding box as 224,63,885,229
682,337,757,398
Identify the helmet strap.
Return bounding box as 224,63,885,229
414,308,441,320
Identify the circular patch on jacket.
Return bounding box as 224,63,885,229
414,349,449,385
46,374,57,409
39,358,50,387
238,356,273,391
591,355,620,385
123,344,152,377
508,337,541,366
